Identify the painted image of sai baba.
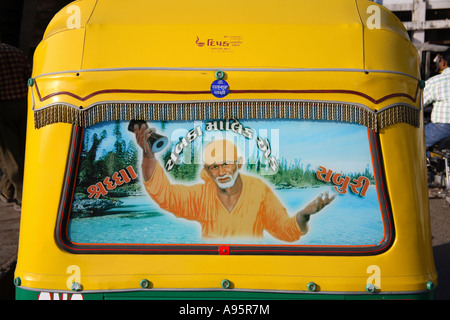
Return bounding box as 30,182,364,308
133,123,335,242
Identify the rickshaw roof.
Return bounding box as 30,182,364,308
36,0,415,75
30,0,421,131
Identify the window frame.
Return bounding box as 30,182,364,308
55,120,394,256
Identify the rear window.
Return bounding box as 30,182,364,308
57,118,393,255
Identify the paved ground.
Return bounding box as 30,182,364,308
0,191,449,300
428,195,450,300
0,200,20,300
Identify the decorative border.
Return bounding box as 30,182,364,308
33,83,420,105
30,66,422,131
54,123,394,256
33,100,420,132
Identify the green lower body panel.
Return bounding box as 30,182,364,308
16,287,435,300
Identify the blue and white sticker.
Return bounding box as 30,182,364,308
211,79,229,98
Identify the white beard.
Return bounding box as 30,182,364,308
214,170,239,189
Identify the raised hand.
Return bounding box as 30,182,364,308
296,192,335,233
301,192,335,216
134,123,155,159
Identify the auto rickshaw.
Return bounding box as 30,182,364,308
14,0,437,300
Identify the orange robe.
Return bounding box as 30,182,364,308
144,162,304,242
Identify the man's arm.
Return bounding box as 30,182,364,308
296,192,335,233
134,124,157,181
134,124,204,221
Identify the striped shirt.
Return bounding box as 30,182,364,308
0,43,31,100
423,67,450,124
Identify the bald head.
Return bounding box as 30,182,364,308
204,139,240,166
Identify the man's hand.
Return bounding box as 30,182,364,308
133,124,157,181
301,192,335,215
296,192,335,233
134,124,155,159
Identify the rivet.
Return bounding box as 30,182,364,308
27,78,34,87
140,279,150,289
71,282,82,292
307,282,317,292
13,277,21,287
215,70,225,80
221,279,231,289
365,283,376,293
426,281,435,291
419,80,426,89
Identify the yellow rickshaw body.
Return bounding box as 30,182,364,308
15,0,437,300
